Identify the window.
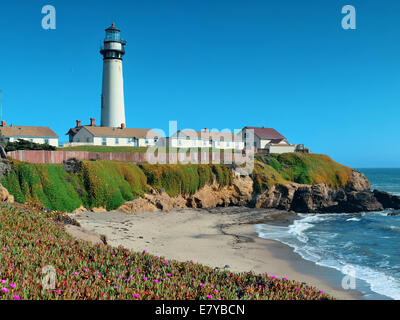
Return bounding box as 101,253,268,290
178,139,182,146
102,138,107,146
154,137,159,144
145,139,149,144
44,139,49,144
227,142,230,147
86,138,90,143
115,138,119,145
30,139,33,142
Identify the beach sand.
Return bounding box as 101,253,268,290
69,208,363,300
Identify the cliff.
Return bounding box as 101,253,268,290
1,154,399,213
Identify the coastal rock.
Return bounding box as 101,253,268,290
118,197,158,214
373,190,400,209
254,183,299,210
72,205,88,214
91,206,107,213
188,175,253,208
345,170,371,192
0,183,14,204
290,183,339,213
341,191,383,212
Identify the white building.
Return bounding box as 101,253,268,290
65,119,160,147
0,121,58,146
168,128,245,150
240,126,301,154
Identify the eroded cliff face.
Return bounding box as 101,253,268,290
254,169,385,213
117,169,398,214
118,174,254,214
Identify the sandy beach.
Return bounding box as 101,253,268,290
68,207,363,300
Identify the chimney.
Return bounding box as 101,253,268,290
76,120,81,127
121,123,125,129
90,118,95,126
0,121,5,127
204,128,208,132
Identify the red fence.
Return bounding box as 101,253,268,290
6,150,251,165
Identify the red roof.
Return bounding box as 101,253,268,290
243,127,286,140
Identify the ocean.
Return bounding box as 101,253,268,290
255,168,400,300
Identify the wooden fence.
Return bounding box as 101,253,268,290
6,150,251,165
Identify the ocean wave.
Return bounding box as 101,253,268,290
255,213,400,300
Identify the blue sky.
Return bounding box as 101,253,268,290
0,0,399,168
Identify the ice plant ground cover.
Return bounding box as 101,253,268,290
0,203,332,300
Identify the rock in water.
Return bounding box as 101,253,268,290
373,190,400,209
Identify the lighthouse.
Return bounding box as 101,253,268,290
100,23,126,127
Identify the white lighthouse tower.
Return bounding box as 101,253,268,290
100,23,127,127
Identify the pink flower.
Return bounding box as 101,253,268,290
118,275,122,279
167,273,171,277
142,250,147,253
154,280,159,283
10,283,16,289
134,294,140,298
200,283,205,287
164,261,169,265
190,259,193,263
84,268,88,272
56,290,62,294
115,286,119,289
215,289,218,293
319,290,324,294
13,295,20,300
295,287,300,290
73,272,78,275
0,280,6,284
135,270,139,274
1,288,9,293
1,216,4,219
207,295,213,299
143,277,147,281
